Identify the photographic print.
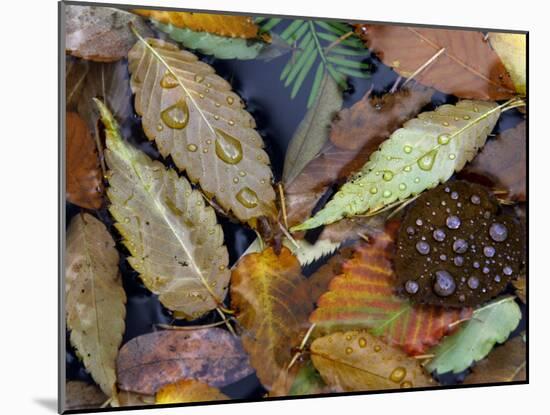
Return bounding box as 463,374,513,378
60,1,528,412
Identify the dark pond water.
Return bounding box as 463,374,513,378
65,14,527,401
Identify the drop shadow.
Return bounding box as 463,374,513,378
34,398,57,413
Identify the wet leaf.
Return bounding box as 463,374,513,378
65,381,107,411
489,33,526,95
513,276,526,303
97,100,229,319
460,121,526,202
230,246,312,389
66,213,126,401
425,296,521,374
310,225,471,355
65,5,152,62
356,24,515,100
128,37,277,227
156,380,229,404
463,336,526,384
283,73,343,184
288,361,327,396
66,112,103,209
117,328,253,395
311,330,435,391
292,100,502,231
284,87,433,228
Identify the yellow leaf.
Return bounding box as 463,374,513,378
489,33,526,95
155,380,228,404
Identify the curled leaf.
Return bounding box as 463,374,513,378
156,380,229,404
66,213,126,401
117,329,253,395
293,100,501,231
128,37,276,226
311,330,435,391
489,33,526,95
98,100,229,319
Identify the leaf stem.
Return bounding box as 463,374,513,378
278,183,289,229
402,48,446,88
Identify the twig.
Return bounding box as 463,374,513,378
279,221,300,250
357,232,370,243
448,317,472,329
288,324,316,370
278,183,289,229
402,48,446,88
216,307,237,336
390,76,403,93
324,31,354,53
413,354,435,360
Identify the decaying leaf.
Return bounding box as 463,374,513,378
65,381,108,411
463,336,526,384
311,330,435,391
425,296,521,374
156,380,229,404
489,33,526,95
310,225,471,355
284,87,433,228
127,37,277,226
66,213,126,401
283,73,343,184
66,112,103,209
356,24,515,100
288,361,328,396
117,329,253,395
513,275,526,303
293,100,502,231
230,247,312,389
460,121,526,202
98,100,229,319
65,5,152,62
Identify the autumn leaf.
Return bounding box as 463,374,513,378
425,296,521,374
292,100,503,231
356,24,516,100
97,100,230,319
230,246,312,390
66,112,103,209
310,225,471,355
489,33,527,95
513,276,526,303
65,381,107,411
284,87,433,228
116,329,253,395
459,121,526,202
463,336,526,384
118,391,155,407
156,380,229,404
288,361,328,396
66,213,126,402
311,330,435,391
127,36,277,227
65,5,152,62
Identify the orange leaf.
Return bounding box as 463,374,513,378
155,380,228,404
310,223,471,355
356,24,516,100
66,112,103,209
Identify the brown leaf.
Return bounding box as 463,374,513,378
156,380,229,404
118,390,155,407
285,87,433,228
65,5,152,62
513,275,526,303
66,112,103,209
319,215,387,244
463,336,526,384
116,328,253,395
459,121,526,202
65,381,107,411
355,24,516,100
230,247,312,390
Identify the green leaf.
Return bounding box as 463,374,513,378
327,55,370,69
152,21,266,60
261,17,283,31
291,100,501,231
314,21,346,35
281,32,313,81
289,361,326,395
281,19,305,40
425,297,521,374
291,48,318,98
284,37,316,86
329,46,366,56
307,62,325,108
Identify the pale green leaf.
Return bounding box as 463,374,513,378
307,62,325,108
96,100,230,320
425,297,521,374
292,100,501,231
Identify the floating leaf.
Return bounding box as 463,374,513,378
127,37,276,226
310,225,471,355
292,100,501,231
230,247,312,389
65,5,152,62
489,33,526,95
285,87,433,228
311,330,435,391
65,381,107,411
283,73,343,184
425,296,521,374
460,121,526,202
288,361,328,396
463,336,526,384
66,112,103,209
356,24,515,100
156,380,229,404
97,100,229,319
117,329,253,395
66,213,126,401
